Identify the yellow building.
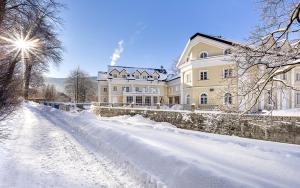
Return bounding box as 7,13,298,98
97,33,300,111
176,33,238,110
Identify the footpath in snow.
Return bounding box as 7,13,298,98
1,102,300,188
0,103,139,188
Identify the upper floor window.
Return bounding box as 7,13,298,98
282,73,287,80
296,73,300,81
200,93,208,104
200,71,208,80
199,52,208,59
224,49,231,55
103,88,107,92
113,86,117,91
267,91,273,105
186,74,191,83
224,93,232,105
224,69,233,78
123,86,130,92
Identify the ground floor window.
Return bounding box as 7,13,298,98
174,96,180,104
200,93,208,104
145,96,151,106
186,94,191,105
136,96,142,104
169,97,173,104
296,93,300,105
224,93,232,105
153,96,158,104
126,96,133,104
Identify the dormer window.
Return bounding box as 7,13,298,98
224,49,231,55
135,75,140,79
113,74,118,78
143,75,147,79
122,74,126,78
199,52,208,59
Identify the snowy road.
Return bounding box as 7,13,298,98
1,103,300,188
0,104,138,188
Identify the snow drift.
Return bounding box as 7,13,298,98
20,103,300,187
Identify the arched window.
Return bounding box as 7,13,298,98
224,93,232,105
186,94,191,105
224,49,231,55
199,52,208,59
200,93,208,104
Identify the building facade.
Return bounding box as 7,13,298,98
176,33,238,110
97,33,300,111
97,66,181,106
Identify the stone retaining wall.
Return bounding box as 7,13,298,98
92,106,300,145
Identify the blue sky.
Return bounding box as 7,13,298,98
46,0,260,78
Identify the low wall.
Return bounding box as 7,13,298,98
92,106,300,145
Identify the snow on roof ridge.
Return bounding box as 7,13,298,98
108,65,162,71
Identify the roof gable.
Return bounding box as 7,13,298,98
177,33,236,68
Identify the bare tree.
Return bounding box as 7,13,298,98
0,0,63,119
170,57,180,75
22,8,63,100
233,0,300,113
65,67,96,103
43,84,56,101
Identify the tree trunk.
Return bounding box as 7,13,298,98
23,62,33,100
0,0,6,26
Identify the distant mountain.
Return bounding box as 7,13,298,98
44,76,97,93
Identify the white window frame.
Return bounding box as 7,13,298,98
200,93,208,105
199,51,208,59
224,93,232,105
224,49,231,55
282,73,287,80
186,94,191,105
126,96,133,104
296,93,300,105
186,73,191,83
224,68,233,79
296,72,300,81
199,71,208,80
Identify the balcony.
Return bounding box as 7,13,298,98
123,89,160,95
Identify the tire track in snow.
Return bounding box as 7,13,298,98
0,104,139,188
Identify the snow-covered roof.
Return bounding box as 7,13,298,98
190,33,238,46
107,65,169,81
166,73,180,82
97,71,108,81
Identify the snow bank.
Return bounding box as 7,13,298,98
30,103,300,187
262,108,300,117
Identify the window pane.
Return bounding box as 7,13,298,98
136,96,142,104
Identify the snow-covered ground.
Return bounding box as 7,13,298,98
262,108,300,117
1,103,300,188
